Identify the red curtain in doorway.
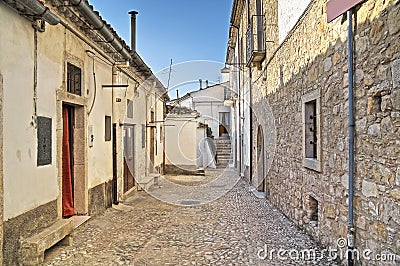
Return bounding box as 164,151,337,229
62,107,74,217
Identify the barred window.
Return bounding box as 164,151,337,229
67,62,82,95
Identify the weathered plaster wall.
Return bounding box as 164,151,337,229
154,98,165,170
86,55,113,189
191,83,231,138
165,114,198,167
0,3,59,221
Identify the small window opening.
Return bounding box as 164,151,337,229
67,62,82,95
304,100,317,159
307,196,318,226
105,116,111,141
127,99,133,118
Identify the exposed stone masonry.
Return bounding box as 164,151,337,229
246,0,399,264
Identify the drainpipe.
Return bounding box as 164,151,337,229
16,0,60,25
69,0,131,60
249,67,253,184
111,64,119,204
230,23,242,176
32,27,38,128
347,9,355,266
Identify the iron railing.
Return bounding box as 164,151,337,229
246,15,266,66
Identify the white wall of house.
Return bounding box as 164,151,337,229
190,83,231,139
154,97,165,170
164,113,198,167
278,0,311,43
0,5,59,220
0,1,160,218
86,55,113,189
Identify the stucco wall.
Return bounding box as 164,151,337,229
165,114,198,167
0,4,59,220
191,83,231,138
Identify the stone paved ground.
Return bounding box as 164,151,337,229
44,169,338,265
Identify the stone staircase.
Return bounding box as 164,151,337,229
215,139,232,168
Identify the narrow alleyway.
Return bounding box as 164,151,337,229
45,169,337,265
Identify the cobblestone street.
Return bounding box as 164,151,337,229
45,169,337,265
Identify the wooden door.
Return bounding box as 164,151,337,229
123,125,135,193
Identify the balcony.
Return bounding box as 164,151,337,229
246,15,266,68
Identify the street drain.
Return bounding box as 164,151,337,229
180,200,200,206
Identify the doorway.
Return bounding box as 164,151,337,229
123,125,135,193
219,112,230,138
62,105,74,217
61,104,87,216
149,126,155,173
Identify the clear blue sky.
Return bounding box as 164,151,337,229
91,0,233,97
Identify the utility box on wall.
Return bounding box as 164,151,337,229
37,116,52,166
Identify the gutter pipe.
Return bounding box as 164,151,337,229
69,0,131,61
15,0,60,25
347,8,355,266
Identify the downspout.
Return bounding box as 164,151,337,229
246,0,253,184
347,9,355,266
230,24,242,176
249,67,253,184
32,27,38,128
112,63,118,204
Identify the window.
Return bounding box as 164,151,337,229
160,126,163,143
150,110,155,122
302,89,321,171
224,87,231,100
67,62,82,95
305,100,317,158
105,116,111,141
127,99,133,118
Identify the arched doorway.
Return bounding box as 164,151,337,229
256,125,265,192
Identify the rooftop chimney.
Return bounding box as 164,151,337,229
199,79,202,89
206,80,209,88
128,11,138,53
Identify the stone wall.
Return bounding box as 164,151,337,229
88,180,113,216
3,200,58,265
247,0,399,264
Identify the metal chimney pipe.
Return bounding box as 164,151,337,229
199,79,203,89
128,11,138,52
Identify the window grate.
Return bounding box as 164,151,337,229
305,100,317,159
67,62,82,96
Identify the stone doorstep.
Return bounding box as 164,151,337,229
20,218,74,265
137,173,160,191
